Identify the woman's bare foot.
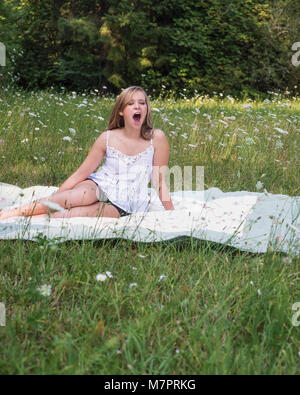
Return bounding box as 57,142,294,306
0,208,20,220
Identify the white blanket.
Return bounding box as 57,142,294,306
0,182,299,255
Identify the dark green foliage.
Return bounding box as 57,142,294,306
0,0,23,89
56,16,105,90
1,0,299,96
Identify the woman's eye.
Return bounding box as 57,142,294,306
127,101,146,106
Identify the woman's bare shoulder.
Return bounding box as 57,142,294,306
93,130,108,151
96,130,108,141
152,128,166,140
152,128,169,145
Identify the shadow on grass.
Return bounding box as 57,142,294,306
0,235,276,260
69,235,263,258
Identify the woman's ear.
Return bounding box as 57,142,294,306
119,111,123,117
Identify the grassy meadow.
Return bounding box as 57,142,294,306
0,88,299,374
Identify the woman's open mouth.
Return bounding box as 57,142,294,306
133,113,141,122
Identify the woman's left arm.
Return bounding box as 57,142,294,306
152,129,174,210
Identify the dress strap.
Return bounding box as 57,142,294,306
150,130,153,146
106,130,110,148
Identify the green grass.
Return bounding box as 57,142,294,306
0,88,299,374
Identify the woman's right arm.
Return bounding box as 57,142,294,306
151,129,174,210
56,131,107,193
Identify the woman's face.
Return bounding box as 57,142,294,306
120,90,148,130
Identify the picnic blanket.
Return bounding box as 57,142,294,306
0,182,299,255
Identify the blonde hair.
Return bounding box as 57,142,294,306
107,86,153,140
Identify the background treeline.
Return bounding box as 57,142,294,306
0,0,299,97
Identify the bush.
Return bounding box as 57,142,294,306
0,0,23,90
1,0,299,97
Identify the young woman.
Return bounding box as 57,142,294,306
0,86,174,219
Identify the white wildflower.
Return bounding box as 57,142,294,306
274,127,288,135
159,274,167,282
37,284,52,297
105,271,113,278
224,116,236,121
257,289,262,296
245,137,254,145
69,128,76,135
282,257,292,264
129,283,138,288
152,107,160,112
62,136,72,142
96,273,107,282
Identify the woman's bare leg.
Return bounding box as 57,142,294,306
0,180,101,219
46,201,120,218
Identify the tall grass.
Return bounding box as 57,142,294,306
0,88,299,374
